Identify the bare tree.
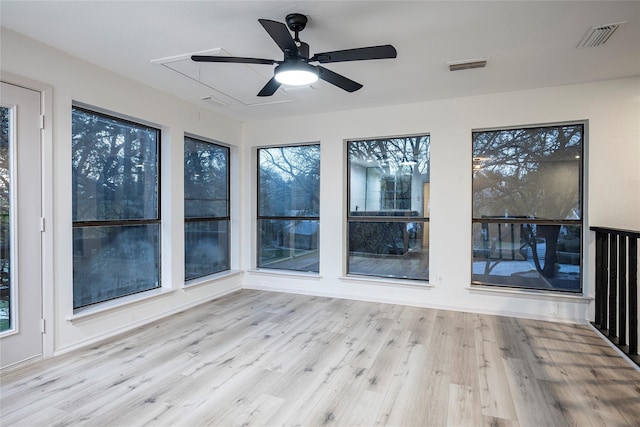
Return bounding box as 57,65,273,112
473,125,582,278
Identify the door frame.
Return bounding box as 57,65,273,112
1,72,54,363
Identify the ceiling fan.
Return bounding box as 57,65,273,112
191,13,397,97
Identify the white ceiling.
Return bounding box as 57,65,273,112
2,1,639,122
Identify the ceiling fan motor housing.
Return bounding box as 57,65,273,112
286,13,308,33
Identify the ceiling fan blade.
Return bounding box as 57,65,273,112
191,55,275,65
311,45,397,63
258,19,299,56
316,66,363,92
257,77,282,97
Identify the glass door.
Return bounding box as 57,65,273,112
0,82,43,368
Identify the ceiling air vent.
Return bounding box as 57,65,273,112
577,22,626,48
200,95,227,107
447,58,488,72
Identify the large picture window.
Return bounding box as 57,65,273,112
347,135,430,281
472,123,584,292
184,136,230,280
257,144,320,272
72,107,160,308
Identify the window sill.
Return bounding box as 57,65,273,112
247,268,323,280
183,269,243,289
467,284,592,303
67,287,176,322
340,274,433,289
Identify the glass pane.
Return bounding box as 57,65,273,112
472,222,581,292
348,221,429,280
72,108,159,221
472,125,582,220
185,220,229,280
184,137,228,218
0,107,11,332
258,219,319,272
73,224,160,308
348,136,430,216
258,145,320,217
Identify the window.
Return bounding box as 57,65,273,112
257,144,320,272
72,107,160,308
0,107,10,331
184,136,230,280
347,135,430,281
472,123,584,292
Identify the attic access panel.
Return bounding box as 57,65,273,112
152,49,292,106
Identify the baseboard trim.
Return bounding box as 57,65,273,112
53,285,242,357
587,322,640,372
243,283,587,324
0,354,43,373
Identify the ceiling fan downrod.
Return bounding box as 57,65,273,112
285,13,308,39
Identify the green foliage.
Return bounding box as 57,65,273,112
0,299,10,332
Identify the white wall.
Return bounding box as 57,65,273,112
243,76,640,324
1,28,245,355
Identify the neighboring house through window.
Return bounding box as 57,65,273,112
257,144,320,272
347,135,430,281
184,136,230,280
472,123,584,292
72,106,160,308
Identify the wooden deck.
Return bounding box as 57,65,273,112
1,290,639,426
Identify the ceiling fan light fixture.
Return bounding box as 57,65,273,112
274,63,318,86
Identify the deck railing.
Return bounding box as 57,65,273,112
591,226,639,366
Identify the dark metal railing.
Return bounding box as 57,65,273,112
591,226,639,366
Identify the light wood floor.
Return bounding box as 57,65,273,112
1,290,639,426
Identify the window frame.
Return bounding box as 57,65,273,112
184,134,231,281
71,105,161,309
256,143,320,272
470,121,585,293
346,133,431,282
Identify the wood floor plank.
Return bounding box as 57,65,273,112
447,383,483,427
380,327,453,427
373,341,431,426
533,321,640,426
482,415,520,427
365,327,413,395
5,405,68,426
263,345,356,425
450,311,479,387
503,357,569,427
2,290,639,427
297,365,380,426
474,339,519,422
216,392,284,427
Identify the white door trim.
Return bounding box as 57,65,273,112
1,72,54,362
